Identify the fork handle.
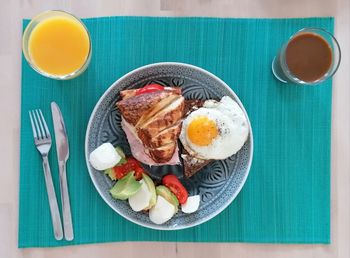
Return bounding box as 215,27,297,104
59,161,74,241
42,156,63,240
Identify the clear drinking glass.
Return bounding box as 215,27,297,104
272,28,341,85
22,10,92,80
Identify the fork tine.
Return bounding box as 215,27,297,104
39,109,51,138
29,111,38,139
32,110,43,139
35,109,47,138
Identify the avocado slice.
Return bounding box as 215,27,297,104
110,171,141,200
142,173,156,209
156,185,179,212
115,146,126,158
114,146,127,165
104,167,117,180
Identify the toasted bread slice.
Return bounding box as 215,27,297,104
179,99,209,177
184,99,205,116
138,121,182,148
181,148,212,178
138,96,184,136
148,142,177,163
136,94,179,128
118,87,184,164
117,91,175,126
120,89,138,99
120,87,182,100
121,117,181,165
182,154,212,178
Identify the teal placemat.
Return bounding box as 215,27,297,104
19,16,332,247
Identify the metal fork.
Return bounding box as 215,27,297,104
29,109,63,240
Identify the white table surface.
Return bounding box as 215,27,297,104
0,0,349,257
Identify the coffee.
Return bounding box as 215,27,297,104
285,33,332,82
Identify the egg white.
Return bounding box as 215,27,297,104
180,96,249,160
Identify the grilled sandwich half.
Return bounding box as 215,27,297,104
117,88,184,164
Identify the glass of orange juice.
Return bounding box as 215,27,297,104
22,10,91,80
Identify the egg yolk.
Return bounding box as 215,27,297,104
187,116,218,146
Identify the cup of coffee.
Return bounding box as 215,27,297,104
272,28,341,85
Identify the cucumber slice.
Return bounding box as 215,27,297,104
110,171,141,200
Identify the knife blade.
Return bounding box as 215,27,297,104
51,102,74,241
51,102,69,161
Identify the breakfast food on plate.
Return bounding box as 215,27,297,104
181,149,212,178
88,81,250,224
162,174,188,204
128,173,156,211
120,85,181,99
116,82,249,177
89,142,122,170
109,171,142,200
180,96,249,178
181,195,200,214
149,195,177,224
88,144,200,224
181,99,212,177
117,84,185,165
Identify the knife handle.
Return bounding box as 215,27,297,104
59,162,74,241
42,156,63,240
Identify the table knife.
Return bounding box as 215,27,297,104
51,102,74,241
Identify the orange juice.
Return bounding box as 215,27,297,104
26,12,90,77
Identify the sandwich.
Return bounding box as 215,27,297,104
117,86,185,165
117,84,249,179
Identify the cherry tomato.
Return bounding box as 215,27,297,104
135,84,164,95
162,175,188,204
113,157,144,180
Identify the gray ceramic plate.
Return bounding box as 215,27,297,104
85,62,253,230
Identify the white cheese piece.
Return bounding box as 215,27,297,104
89,143,121,170
181,195,200,214
128,180,152,212
149,195,176,224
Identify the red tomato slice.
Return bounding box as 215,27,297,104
113,166,127,180
135,84,164,95
113,157,144,180
162,175,188,204
125,158,144,180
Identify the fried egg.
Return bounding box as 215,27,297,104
180,96,249,160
